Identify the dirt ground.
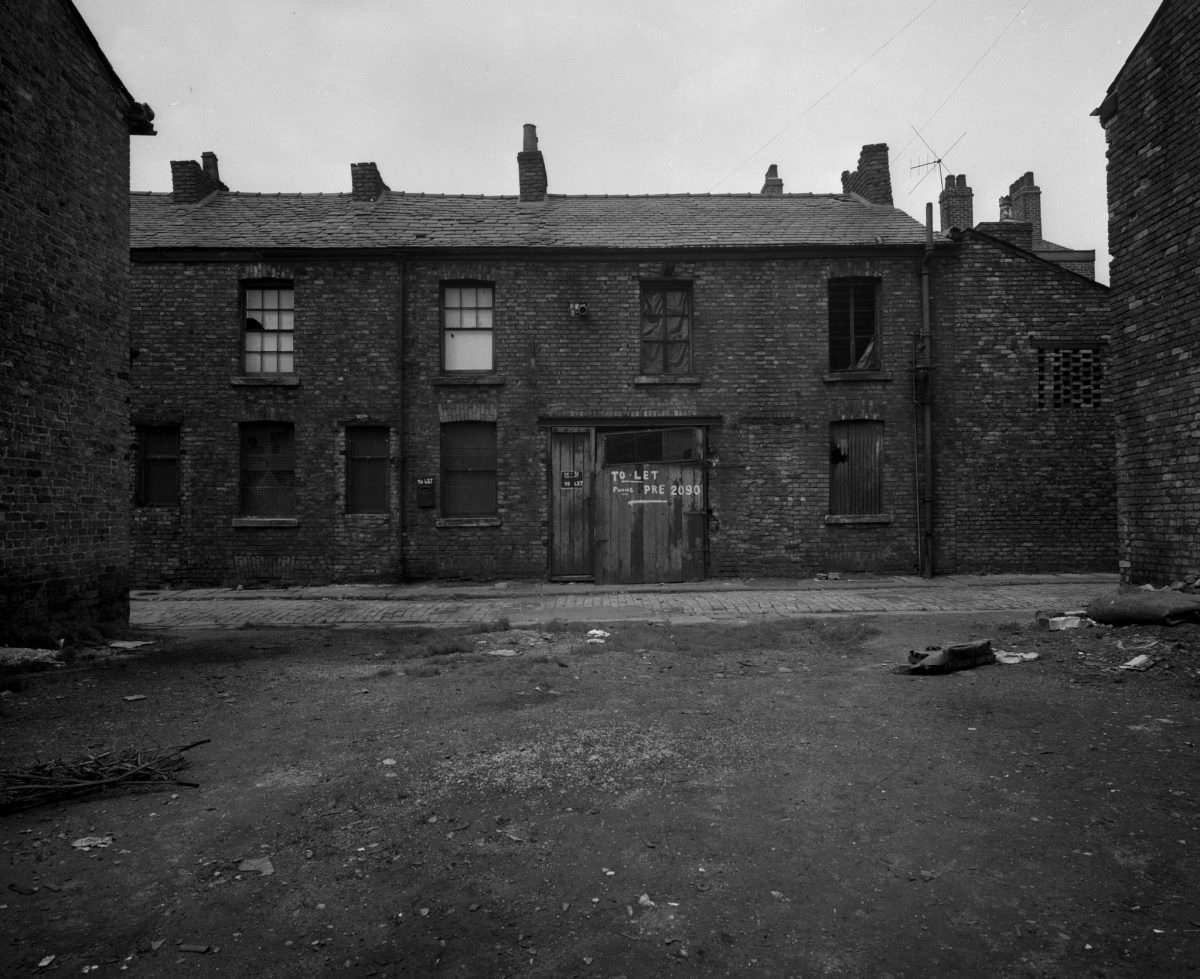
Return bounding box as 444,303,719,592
2,610,1199,978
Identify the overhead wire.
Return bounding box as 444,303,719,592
706,0,943,192
897,0,1035,166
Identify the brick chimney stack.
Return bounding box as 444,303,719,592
761,164,784,196
170,152,228,203
840,143,893,206
938,174,974,231
1008,172,1042,244
350,162,390,201
518,123,548,202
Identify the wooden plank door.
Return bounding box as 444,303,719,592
549,430,593,579
595,462,706,584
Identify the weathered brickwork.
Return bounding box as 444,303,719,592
400,253,924,580
932,232,1114,572
0,1,151,638
130,260,403,585
1098,0,1200,585
129,133,1115,585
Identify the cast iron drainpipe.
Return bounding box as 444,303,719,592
919,203,935,577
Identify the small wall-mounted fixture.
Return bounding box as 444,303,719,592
568,302,589,319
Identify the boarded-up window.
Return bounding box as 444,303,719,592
443,283,494,372
240,422,295,516
243,282,295,374
136,425,180,506
1037,346,1103,408
828,278,880,371
829,420,883,514
640,283,693,375
441,422,497,517
346,426,389,514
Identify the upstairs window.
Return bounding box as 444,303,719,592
243,282,295,375
135,425,180,507
1037,346,1104,409
441,422,497,517
443,283,494,371
345,426,389,514
640,283,693,375
240,422,295,517
829,420,884,515
828,278,880,372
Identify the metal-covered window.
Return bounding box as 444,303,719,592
828,278,880,372
441,422,497,516
243,282,295,374
136,425,180,507
240,422,295,516
1037,346,1104,409
829,420,883,515
640,283,693,375
443,283,494,371
345,426,389,514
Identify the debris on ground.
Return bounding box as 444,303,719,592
0,740,210,812
237,856,275,876
1035,610,1093,630
586,629,611,645
902,639,995,675
1119,654,1156,672
1087,590,1200,626
994,650,1040,665
71,836,114,851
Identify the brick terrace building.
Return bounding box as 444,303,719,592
129,127,1113,586
1096,0,1200,585
1,1,154,638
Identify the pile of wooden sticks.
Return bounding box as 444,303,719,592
0,739,210,811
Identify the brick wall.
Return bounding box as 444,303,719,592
0,0,139,638
400,252,926,580
932,231,1115,572
130,258,403,585
1100,0,1200,584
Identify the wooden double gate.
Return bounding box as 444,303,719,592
550,428,707,584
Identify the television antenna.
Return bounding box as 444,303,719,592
908,126,966,194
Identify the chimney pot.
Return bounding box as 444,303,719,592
938,172,974,232
350,161,390,201
1007,171,1043,244
518,123,548,202
170,153,227,203
840,143,893,206
761,163,784,196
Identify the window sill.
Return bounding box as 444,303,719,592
823,371,893,384
634,375,701,386
825,514,893,525
345,512,390,519
436,516,502,528
434,374,505,387
233,517,299,528
231,375,301,387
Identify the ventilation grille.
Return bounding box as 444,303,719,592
1038,347,1103,409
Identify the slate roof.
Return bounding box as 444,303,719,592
129,191,931,251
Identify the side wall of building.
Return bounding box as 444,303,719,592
1103,0,1200,584
0,1,134,637
932,233,1115,573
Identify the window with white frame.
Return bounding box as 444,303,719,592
243,282,295,375
442,283,494,371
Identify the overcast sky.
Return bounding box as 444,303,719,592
78,0,1162,282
